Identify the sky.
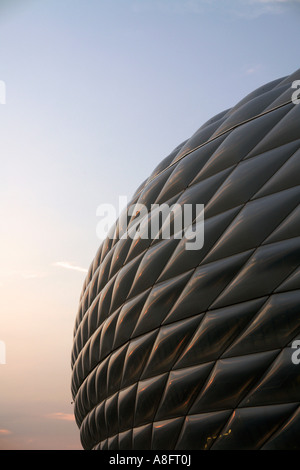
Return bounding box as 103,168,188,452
0,0,299,450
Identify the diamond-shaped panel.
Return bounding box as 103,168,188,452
71,69,300,450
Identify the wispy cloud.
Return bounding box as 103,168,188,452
243,64,263,75
52,261,88,274
21,271,46,280
245,67,258,75
131,0,300,17
235,0,300,17
0,429,12,435
131,0,227,15
47,412,75,422
132,0,201,14
252,0,299,3
0,269,46,281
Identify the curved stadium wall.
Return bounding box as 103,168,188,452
71,69,300,450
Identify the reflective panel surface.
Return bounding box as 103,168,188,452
72,69,300,450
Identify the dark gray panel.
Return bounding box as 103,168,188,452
134,373,168,427
174,298,267,369
211,404,298,450
71,69,300,450
189,351,278,414
175,411,232,450
155,363,213,420
151,417,184,450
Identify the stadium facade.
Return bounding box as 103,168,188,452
71,69,300,450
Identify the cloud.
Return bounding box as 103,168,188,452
245,68,258,75
252,0,299,3
243,64,263,75
21,271,46,280
0,269,46,281
132,0,300,16
0,429,12,435
236,0,300,17
52,262,88,274
47,412,75,422
132,0,222,15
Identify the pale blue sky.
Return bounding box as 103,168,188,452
0,0,299,449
